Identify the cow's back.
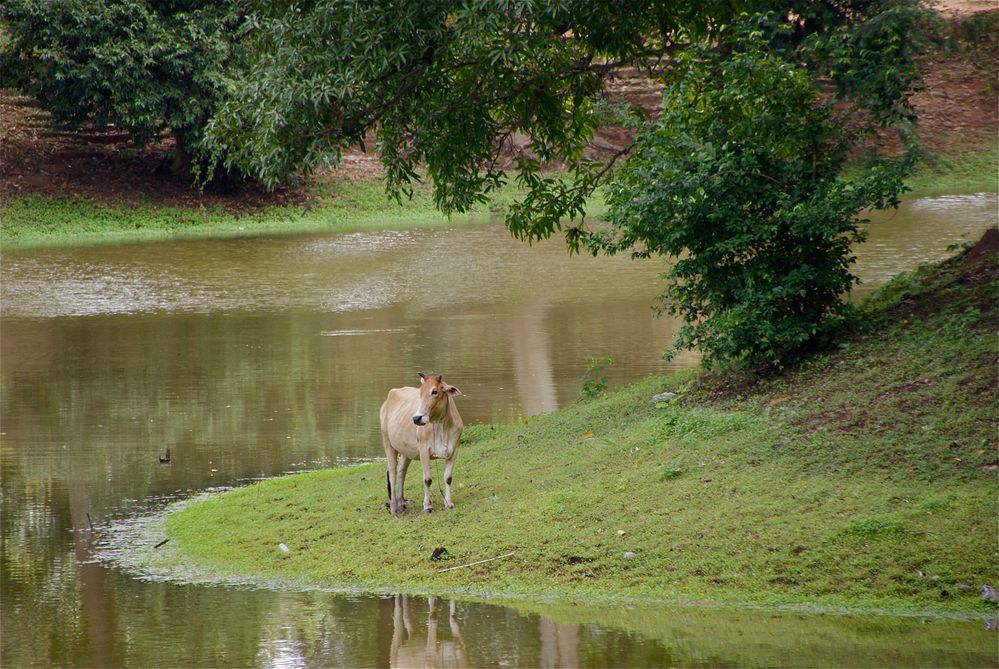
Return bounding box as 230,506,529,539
380,386,420,446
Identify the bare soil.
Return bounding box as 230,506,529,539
1,7,995,211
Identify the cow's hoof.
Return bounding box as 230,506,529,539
444,501,455,510
424,507,433,514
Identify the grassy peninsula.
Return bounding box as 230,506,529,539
153,233,999,616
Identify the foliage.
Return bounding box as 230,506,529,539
0,0,241,178
203,0,734,194
592,30,914,369
579,356,611,398
2,0,936,366
772,0,939,130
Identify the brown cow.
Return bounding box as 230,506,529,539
380,373,463,514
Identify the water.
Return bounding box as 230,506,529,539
2,194,996,668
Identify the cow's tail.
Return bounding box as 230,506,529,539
386,470,391,500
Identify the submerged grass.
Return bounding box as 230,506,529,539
157,237,999,615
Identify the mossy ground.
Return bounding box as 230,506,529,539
158,234,999,615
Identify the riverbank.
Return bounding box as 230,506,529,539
0,178,556,249
2,145,996,249
149,232,998,616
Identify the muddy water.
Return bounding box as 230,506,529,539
1,193,996,668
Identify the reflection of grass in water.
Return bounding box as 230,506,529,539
501,599,993,668
158,241,999,620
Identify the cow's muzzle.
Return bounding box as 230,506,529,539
412,414,428,425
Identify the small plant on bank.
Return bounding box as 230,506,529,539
579,356,612,399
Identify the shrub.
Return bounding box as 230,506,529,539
593,30,913,370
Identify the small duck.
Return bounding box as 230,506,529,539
159,447,171,464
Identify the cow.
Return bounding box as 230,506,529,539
380,373,463,515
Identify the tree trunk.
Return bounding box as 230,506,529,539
170,132,192,181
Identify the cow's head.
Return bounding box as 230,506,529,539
412,372,461,425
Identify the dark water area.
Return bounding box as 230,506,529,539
2,194,996,667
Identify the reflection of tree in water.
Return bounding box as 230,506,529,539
391,595,467,669
539,618,579,669
0,478,87,666
69,480,117,668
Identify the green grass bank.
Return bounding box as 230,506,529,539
0,179,520,249
2,147,994,249
0,174,607,249
154,232,999,616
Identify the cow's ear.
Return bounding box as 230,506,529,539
444,384,462,396
418,372,426,384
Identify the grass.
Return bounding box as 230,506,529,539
151,236,999,616
0,174,608,249
1,145,991,249
905,145,998,198
0,180,486,249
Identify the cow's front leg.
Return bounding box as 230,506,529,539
396,454,411,509
443,455,456,509
419,449,433,513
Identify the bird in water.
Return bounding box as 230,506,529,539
159,447,171,464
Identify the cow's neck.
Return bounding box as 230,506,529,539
429,395,454,425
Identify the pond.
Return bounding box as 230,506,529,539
2,193,996,668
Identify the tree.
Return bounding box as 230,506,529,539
592,28,914,368
0,0,242,181
52,0,921,368
205,1,930,368
203,0,734,200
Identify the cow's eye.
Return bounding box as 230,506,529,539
431,389,438,396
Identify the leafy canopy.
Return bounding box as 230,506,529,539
593,26,914,368
204,0,734,202
2,0,932,367
0,0,241,175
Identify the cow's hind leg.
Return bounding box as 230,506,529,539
443,455,457,509
419,449,433,513
396,454,412,509
384,438,402,515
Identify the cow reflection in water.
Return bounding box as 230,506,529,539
391,595,467,669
